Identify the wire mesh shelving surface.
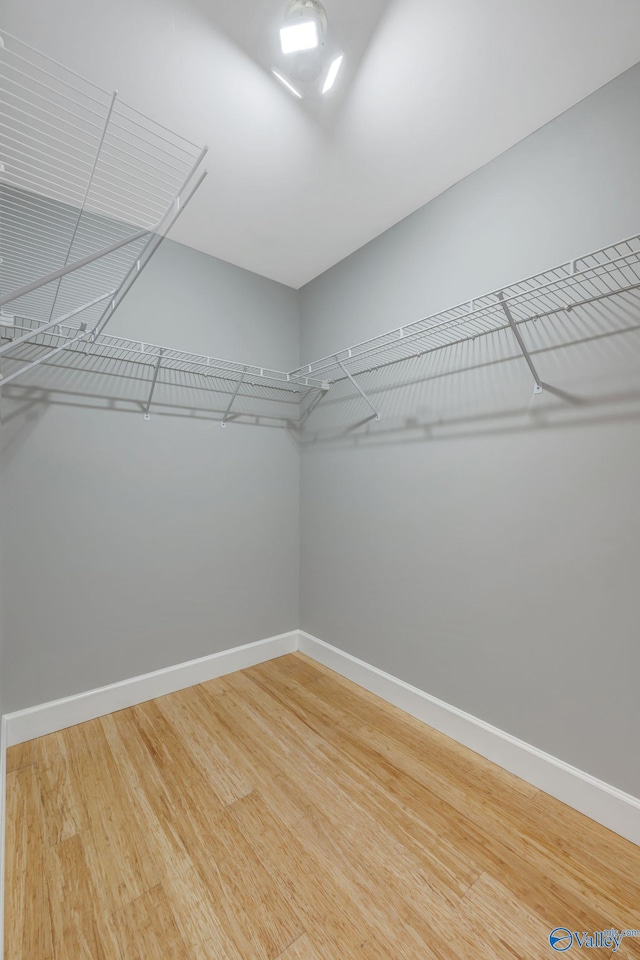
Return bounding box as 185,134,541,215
1,31,639,422
0,28,205,331
2,233,640,418
0,314,322,395
290,234,640,384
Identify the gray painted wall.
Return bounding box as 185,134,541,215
299,64,640,796
1,63,639,803
0,240,301,712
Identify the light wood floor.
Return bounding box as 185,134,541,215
5,653,640,959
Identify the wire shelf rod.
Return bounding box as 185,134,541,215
90,169,177,205
0,125,104,176
1,102,198,185
0,71,107,121
0,206,141,249
0,78,109,131
1,186,90,223
1,118,112,168
1,168,170,226
2,309,325,389
318,281,640,384
1,29,206,375
0,104,103,152
98,133,198,178
84,178,171,216
288,236,640,381
2,136,181,204
85,149,185,191
91,162,208,340
0,173,89,211
105,115,203,161
295,294,614,382
1,33,113,99
83,144,185,190
108,108,201,153
2,148,90,189
1,30,202,150
1,135,95,179
0,228,149,309
2,248,138,285
0,324,94,387
0,226,83,257
0,217,147,260
0,292,115,358
0,252,144,292
0,177,85,214
1,149,98,197
0,347,307,404
45,275,144,305
81,186,168,224
3,332,312,390
1,201,151,247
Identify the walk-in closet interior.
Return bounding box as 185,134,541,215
1,2,640,957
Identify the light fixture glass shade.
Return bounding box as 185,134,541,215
280,19,319,54
322,54,343,93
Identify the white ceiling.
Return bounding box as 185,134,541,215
3,0,640,288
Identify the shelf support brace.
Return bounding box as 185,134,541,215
143,350,164,420
297,382,331,429
93,154,208,341
0,230,149,309
336,359,381,421
46,90,119,324
0,292,116,358
221,367,247,427
0,324,90,387
497,293,543,395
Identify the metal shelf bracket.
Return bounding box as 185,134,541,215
221,366,247,427
497,292,544,396
297,381,331,429
336,359,381,422
143,349,164,420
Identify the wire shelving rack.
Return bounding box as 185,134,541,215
1,32,639,427
1,315,324,393
291,236,640,383
0,28,207,384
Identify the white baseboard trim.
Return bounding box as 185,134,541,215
0,715,7,960
1,628,638,862
298,631,640,848
4,631,298,748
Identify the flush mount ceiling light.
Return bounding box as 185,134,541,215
273,0,343,99
280,0,327,54
280,20,318,54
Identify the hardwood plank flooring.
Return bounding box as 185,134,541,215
5,652,640,959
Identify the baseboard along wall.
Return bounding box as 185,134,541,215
3,631,299,747
297,631,640,848
0,715,7,960
2,629,639,853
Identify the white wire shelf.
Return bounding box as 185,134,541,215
290,233,640,384
1,33,638,425
0,28,206,336
2,233,640,423
0,314,323,394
